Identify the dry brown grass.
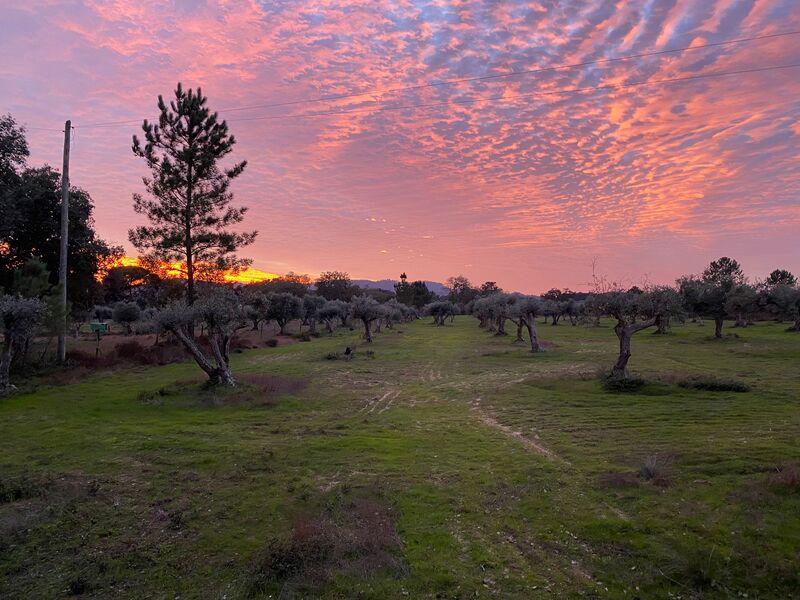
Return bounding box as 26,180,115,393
245,490,406,596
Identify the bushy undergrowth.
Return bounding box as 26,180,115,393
677,375,751,392
601,374,646,393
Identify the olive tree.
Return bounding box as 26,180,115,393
517,296,544,352
724,284,758,328
318,300,350,334
302,294,326,334
350,294,382,342
243,291,270,332
113,301,141,335
265,292,303,335
1,296,47,392
425,300,456,326
765,285,800,331
603,287,682,378
156,290,246,386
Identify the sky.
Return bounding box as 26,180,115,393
1,0,799,293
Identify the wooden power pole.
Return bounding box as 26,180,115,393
57,120,71,364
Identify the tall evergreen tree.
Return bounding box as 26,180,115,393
130,83,256,305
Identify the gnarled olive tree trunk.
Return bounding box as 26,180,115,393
611,318,657,378
361,318,373,343
170,325,236,386
521,315,542,353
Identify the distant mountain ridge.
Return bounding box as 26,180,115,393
352,279,449,297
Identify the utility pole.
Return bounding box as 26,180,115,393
57,120,71,364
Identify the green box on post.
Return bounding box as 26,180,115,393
90,322,109,334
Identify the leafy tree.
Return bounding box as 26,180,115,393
479,281,501,297
243,290,270,332
265,292,302,335
703,257,745,288
764,269,797,288
603,288,683,378
0,114,29,188
302,294,325,333
724,284,758,328
1,295,46,392
157,290,246,386
319,300,350,334
12,256,53,299
130,83,256,305
446,275,478,307
0,166,114,308
363,288,395,303
112,301,141,335
93,305,113,323
396,279,435,308
350,295,382,342
315,271,358,301
102,265,152,303
260,272,311,297
425,301,456,326
764,285,800,331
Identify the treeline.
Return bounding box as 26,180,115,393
2,86,798,393
460,257,799,380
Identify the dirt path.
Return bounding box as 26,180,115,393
471,398,568,463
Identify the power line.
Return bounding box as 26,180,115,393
222,62,800,123
75,29,800,129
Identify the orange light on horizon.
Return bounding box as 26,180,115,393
103,256,281,284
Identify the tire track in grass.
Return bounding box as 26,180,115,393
471,398,568,464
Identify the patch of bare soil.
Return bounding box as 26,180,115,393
471,399,567,463
0,472,99,543
244,491,406,596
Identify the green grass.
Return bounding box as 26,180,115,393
1,319,799,598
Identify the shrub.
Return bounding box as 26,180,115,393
678,376,750,392
324,352,341,360
264,339,278,348
768,463,800,490
114,339,147,362
602,374,646,393
298,332,312,342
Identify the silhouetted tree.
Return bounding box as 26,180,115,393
315,271,358,301
1,296,46,392
350,295,382,342
130,84,256,305
265,292,302,335
1,166,114,308
764,269,796,288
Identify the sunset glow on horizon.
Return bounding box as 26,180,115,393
2,1,799,292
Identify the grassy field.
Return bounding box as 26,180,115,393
1,318,799,599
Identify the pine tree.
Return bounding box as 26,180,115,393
130,83,256,305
